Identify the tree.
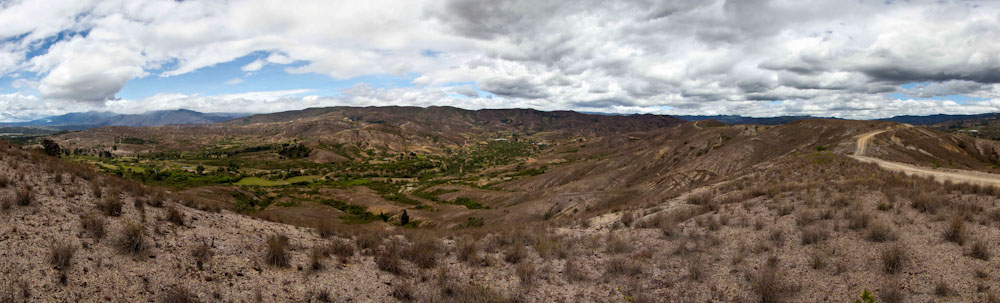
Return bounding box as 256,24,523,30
196,165,205,174
400,210,410,226
41,139,61,156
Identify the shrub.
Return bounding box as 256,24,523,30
404,237,439,269
605,257,642,277
265,234,290,267
375,242,404,275
944,216,966,245
161,285,200,303
605,234,633,254
315,221,337,238
49,241,76,271
310,247,326,271
99,194,123,217
516,262,537,286
80,212,106,240
191,241,213,270
165,206,184,226
911,193,941,213
91,182,102,198
457,237,478,264
867,221,898,242
14,186,32,206
969,240,991,261
845,208,870,230
800,226,828,245
390,281,414,302
809,250,827,270
880,244,906,274
934,280,952,297
749,256,790,303
880,279,904,303
505,243,525,264
328,240,355,260
564,257,588,281
118,220,147,256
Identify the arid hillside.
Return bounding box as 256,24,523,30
5,108,1000,302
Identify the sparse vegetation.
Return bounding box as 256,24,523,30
80,212,106,240
880,244,906,274
265,234,290,267
48,241,76,271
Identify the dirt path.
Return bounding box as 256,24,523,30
849,129,1000,186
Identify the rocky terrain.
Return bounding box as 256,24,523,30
4,107,1000,302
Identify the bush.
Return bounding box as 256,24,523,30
118,220,147,256
564,257,588,281
310,247,326,271
867,221,898,242
969,240,991,261
880,279,904,303
880,244,906,274
391,281,414,302
191,241,213,270
605,257,642,277
505,243,526,264
516,262,537,286
749,257,790,303
80,213,106,240
375,242,404,275
934,280,952,297
165,206,184,226
605,234,633,254
800,226,828,245
49,241,76,271
328,240,355,260
404,237,439,269
315,221,337,238
265,234,290,268
161,285,200,303
944,216,966,245
15,187,32,206
457,237,478,264
99,194,123,217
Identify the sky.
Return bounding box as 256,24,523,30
2,0,1000,122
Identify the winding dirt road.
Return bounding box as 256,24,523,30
848,129,1000,186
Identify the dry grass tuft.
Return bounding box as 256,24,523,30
969,240,991,261
867,221,898,242
800,226,828,245
516,262,537,286
749,256,792,303
315,221,337,238
564,257,589,281
80,212,106,240
944,216,966,245
880,279,904,303
880,244,906,274
191,240,213,270
98,194,123,217
265,234,290,268
49,241,76,271
165,206,184,226
161,285,200,303
934,280,952,297
118,220,147,256
15,186,32,206
375,241,405,275
605,257,642,278
404,236,439,269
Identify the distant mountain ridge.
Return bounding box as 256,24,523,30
2,109,249,130
674,115,840,125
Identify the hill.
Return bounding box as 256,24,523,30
5,108,1000,301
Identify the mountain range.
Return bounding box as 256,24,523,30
0,109,249,130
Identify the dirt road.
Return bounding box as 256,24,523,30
849,129,1000,186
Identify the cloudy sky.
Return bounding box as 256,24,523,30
1,0,1000,121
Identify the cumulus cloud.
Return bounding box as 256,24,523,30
2,0,1000,119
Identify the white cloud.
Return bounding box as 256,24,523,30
2,0,1000,118
225,78,244,85
241,59,264,72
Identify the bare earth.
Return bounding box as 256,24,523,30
850,128,1000,186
